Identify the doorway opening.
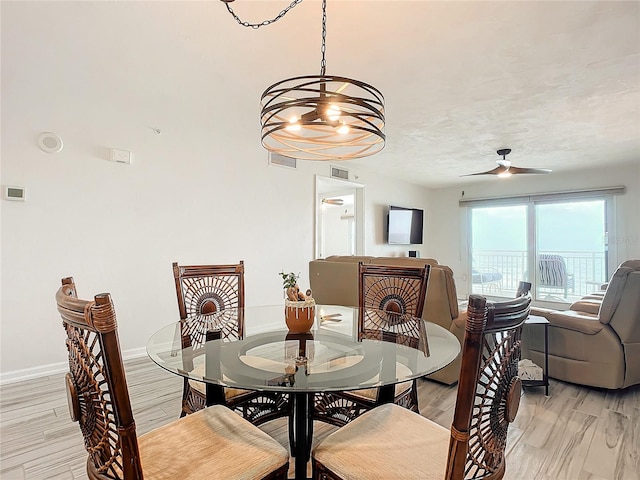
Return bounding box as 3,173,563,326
315,176,364,259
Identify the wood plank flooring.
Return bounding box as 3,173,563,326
1,356,638,479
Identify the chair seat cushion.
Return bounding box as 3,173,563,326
139,405,288,479
344,362,414,401
189,377,250,400
313,403,448,479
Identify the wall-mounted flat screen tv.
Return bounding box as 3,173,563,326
387,205,424,245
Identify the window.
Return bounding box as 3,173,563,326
470,205,527,297
534,200,607,301
465,190,617,303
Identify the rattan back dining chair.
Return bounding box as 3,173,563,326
173,261,290,424
312,292,531,480
314,263,430,426
58,277,289,480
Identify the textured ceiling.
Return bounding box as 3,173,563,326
222,0,640,188
5,1,638,189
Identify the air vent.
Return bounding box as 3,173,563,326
269,152,297,169
330,165,349,180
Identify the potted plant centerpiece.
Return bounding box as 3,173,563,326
279,271,315,333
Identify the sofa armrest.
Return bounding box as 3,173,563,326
421,266,458,329
546,310,604,335
582,293,605,300
569,300,601,315
530,306,561,320
452,310,466,331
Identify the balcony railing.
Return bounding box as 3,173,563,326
472,250,607,302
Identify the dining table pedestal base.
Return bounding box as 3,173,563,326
291,392,314,480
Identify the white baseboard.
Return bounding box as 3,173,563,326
0,347,148,386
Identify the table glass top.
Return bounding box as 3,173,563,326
147,305,460,393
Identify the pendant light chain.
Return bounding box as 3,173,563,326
222,0,386,161
222,0,327,75
223,0,304,29
320,0,327,76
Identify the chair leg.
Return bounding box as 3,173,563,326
388,381,419,413
180,378,191,417
181,380,206,417
408,381,420,413
288,407,295,456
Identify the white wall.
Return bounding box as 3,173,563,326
0,142,429,380
3,1,637,381
427,162,640,299
360,174,431,258
321,201,354,257
0,2,431,379
0,153,427,381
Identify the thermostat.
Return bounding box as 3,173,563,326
3,185,25,201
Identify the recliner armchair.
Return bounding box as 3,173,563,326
523,260,640,389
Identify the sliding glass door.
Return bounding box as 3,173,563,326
469,196,609,303
534,199,607,301
470,204,528,297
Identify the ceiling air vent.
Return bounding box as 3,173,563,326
330,165,349,180
269,152,297,169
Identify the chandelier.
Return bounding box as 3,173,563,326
223,0,385,161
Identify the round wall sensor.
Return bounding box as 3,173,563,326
37,132,63,153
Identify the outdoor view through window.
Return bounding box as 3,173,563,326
470,199,607,302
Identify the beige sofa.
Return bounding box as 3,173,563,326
309,255,465,385
523,260,640,389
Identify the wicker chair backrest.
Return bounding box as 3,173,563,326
172,261,245,346
57,277,142,480
357,263,430,351
446,293,531,480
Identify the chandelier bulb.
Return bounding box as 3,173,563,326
286,116,301,131
224,0,385,160
326,104,341,122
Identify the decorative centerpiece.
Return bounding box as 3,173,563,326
280,271,316,333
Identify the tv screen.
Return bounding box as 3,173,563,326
387,205,423,245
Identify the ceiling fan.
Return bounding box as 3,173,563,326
322,198,344,206
462,149,552,177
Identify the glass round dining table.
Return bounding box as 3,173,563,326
147,304,460,480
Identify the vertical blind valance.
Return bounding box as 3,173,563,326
458,186,626,207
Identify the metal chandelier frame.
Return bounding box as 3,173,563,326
223,0,385,161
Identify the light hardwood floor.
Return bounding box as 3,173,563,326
1,356,638,480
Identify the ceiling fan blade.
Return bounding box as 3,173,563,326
509,166,552,175
322,198,344,205
462,147,552,177
461,165,509,176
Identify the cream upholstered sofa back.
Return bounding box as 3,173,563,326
309,256,458,326
309,255,464,385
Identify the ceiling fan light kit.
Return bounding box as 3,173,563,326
462,148,552,178
222,0,385,161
